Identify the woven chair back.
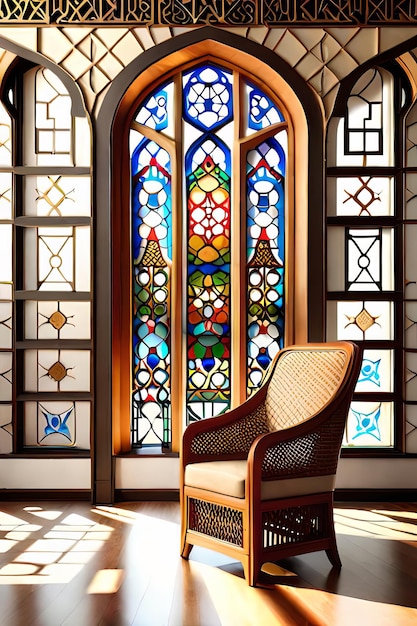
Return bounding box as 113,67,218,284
265,347,349,431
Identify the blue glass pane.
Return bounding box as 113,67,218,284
247,84,285,130
135,86,170,131
39,403,74,444
247,137,285,259
131,136,172,448
246,135,286,393
131,138,172,261
183,65,233,131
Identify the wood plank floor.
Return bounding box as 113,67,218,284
0,500,416,625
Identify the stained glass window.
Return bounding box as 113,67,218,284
131,136,172,447
0,63,92,454
327,64,411,451
130,65,287,448
247,136,285,393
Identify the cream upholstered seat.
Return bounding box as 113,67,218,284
180,341,362,586
184,459,336,500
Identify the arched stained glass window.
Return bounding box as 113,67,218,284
130,63,287,449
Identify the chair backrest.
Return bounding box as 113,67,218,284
265,342,359,432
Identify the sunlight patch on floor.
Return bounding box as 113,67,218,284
91,506,138,524
261,562,297,577
334,507,417,540
275,583,417,626
87,568,125,594
191,560,284,626
0,505,115,585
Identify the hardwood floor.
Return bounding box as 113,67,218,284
0,500,416,625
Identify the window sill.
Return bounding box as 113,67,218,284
116,447,179,458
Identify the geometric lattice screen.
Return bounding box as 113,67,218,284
327,65,417,452
0,65,92,452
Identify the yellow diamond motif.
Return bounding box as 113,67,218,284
48,361,67,382
49,310,67,330
355,308,376,332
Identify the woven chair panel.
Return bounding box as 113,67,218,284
262,502,329,548
189,498,243,546
265,349,347,431
262,406,346,479
190,403,269,456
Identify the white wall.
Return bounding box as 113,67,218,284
115,457,417,491
337,457,417,490
115,457,180,490
0,458,91,490
0,457,415,493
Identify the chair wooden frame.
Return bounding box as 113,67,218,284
180,341,362,586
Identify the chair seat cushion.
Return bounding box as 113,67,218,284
185,460,247,498
184,460,336,500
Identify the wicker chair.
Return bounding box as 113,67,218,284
180,341,362,586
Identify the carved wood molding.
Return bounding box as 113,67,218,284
3,0,417,26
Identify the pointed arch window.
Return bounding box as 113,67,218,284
130,63,287,449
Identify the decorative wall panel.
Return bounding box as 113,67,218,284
1,1,417,24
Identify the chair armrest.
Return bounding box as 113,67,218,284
182,383,269,467
248,402,347,482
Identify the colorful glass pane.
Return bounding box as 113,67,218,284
131,137,172,447
183,65,232,131
39,403,74,444
355,349,393,393
23,401,90,449
246,83,284,131
344,401,393,447
246,136,285,393
186,135,231,421
135,84,171,131
130,64,287,444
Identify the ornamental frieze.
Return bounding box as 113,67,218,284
1,0,417,24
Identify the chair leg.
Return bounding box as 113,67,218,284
181,538,193,559
326,545,342,569
326,504,342,569
246,560,255,587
